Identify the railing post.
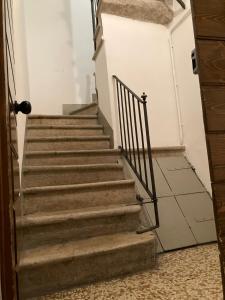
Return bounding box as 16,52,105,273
115,80,124,150
91,0,97,49
138,96,148,188
142,93,159,227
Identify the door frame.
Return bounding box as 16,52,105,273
0,0,18,299
190,0,225,295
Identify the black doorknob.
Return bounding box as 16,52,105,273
13,101,32,115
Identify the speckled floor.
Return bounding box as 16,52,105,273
39,243,223,300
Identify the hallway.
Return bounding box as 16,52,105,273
40,243,222,300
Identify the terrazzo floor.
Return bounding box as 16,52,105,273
39,243,223,300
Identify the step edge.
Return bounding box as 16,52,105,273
21,179,135,194
28,115,98,119
19,233,155,269
27,125,103,129
17,205,141,228
26,136,110,142
23,163,123,173
24,149,120,157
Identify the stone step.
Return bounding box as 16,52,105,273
27,115,98,126
23,163,125,188
17,205,141,250
26,136,111,151
18,232,156,299
27,125,104,138
70,103,98,116
24,149,120,166
22,180,136,215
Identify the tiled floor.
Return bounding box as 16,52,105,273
136,155,217,251
40,243,222,300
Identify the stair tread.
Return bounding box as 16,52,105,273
27,125,103,129
23,163,123,173
19,232,155,268
25,149,120,156
70,103,97,115
27,135,110,141
17,205,140,227
27,137,110,143
22,179,135,194
28,115,98,119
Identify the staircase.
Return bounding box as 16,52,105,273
17,103,156,299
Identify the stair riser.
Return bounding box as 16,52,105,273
27,118,98,126
72,106,98,115
18,212,140,250
27,128,103,138
19,241,156,299
24,153,120,166
23,183,136,214
26,140,110,151
23,168,124,188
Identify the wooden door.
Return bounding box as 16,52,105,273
190,0,225,294
0,0,20,299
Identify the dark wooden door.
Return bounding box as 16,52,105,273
190,0,225,295
0,0,19,299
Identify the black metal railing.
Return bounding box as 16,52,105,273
113,75,159,231
176,0,186,9
91,0,100,49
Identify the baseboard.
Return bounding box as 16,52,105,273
98,108,114,148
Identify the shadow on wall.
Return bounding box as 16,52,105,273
57,0,77,99
24,0,95,115
61,0,95,104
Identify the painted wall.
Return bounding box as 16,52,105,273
170,13,211,193
97,14,181,148
23,0,94,115
70,0,95,104
96,9,211,192
95,42,113,126
13,0,30,171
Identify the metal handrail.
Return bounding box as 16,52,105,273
90,0,100,49
176,0,186,9
113,75,159,231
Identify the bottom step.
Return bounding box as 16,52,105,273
18,232,156,299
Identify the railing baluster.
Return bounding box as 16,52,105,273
113,75,159,231
120,83,128,157
138,99,148,189
128,92,136,169
116,81,124,150
124,87,132,163
143,98,159,227
132,95,142,180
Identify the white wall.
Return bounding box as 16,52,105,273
70,0,95,104
96,9,211,192
95,42,113,126
170,13,211,193
13,0,30,171
97,14,181,148
23,0,94,115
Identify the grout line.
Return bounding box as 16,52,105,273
155,157,198,244
155,158,173,193
174,194,198,244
